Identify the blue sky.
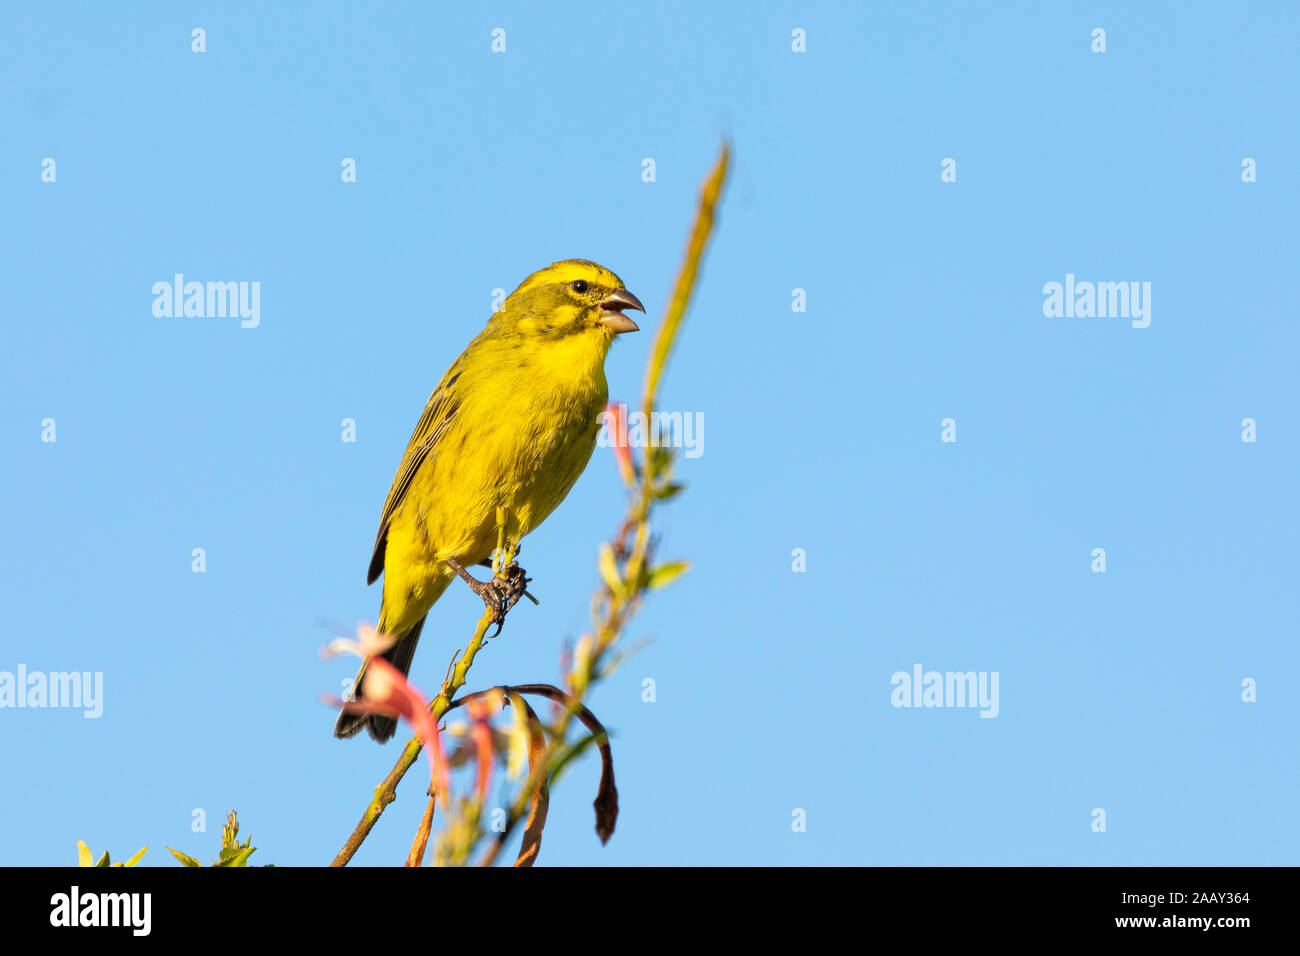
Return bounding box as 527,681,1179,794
2,1,1297,866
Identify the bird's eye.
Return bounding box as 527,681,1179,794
571,280,589,294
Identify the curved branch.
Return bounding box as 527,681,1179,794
450,683,618,866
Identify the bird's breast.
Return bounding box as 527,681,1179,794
417,332,610,556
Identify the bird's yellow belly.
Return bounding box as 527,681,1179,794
380,374,604,634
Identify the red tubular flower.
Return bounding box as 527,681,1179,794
323,628,450,803
465,696,497,804
606,401,634,485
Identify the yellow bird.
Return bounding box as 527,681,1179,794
335,260,643,741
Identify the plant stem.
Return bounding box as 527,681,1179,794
404,793,436,867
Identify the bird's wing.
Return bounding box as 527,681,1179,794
367,352,466,584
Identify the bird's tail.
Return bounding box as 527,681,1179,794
333,615,427,743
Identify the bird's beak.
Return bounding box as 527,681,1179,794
598,288,644,334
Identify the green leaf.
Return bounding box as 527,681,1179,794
167,847,204,868
639,144,729,416
221,811,240,850
646,445,675,479
165,812,271,866
122,846,149,868
76,841,93,868
215,846,256,868
597,543,624,596
646,561,690,591
94,850,110,868
655,481,685,501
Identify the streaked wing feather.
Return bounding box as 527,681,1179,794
367,353,466,584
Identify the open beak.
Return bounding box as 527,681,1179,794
598,288,644,334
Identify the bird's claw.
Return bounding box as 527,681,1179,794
450,557,531,637
487,565,529,634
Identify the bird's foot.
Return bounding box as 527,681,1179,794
447,557,532,637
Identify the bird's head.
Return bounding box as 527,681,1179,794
495,260,644,340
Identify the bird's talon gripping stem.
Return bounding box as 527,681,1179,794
447,557,531,636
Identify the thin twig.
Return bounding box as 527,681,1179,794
403,793,436,867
